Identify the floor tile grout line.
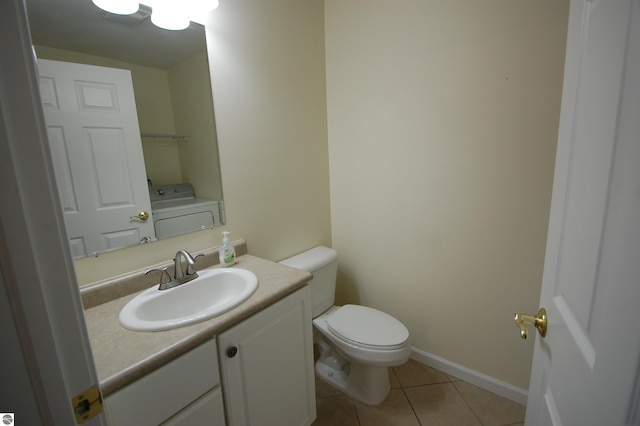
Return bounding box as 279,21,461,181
391,366,424,426
313,378,455,398
450,380,485,426
400,385,423,426
351,397,361,426
397,379,453,389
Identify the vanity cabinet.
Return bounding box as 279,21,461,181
218,286,316,426
104,285,315,426
104,339,225,426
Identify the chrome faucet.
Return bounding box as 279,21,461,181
174,249,197,280
145,249,203,290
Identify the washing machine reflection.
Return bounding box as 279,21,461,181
149,183,222,239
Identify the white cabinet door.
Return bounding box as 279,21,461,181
37,59,155,258
218,286,316,426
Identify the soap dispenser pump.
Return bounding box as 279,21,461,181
219,231,236,267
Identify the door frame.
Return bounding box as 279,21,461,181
0,0,106,424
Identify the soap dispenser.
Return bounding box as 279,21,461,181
219,231,236,267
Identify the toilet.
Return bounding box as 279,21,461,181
280,246,411,405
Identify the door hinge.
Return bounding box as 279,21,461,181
72,385,103,424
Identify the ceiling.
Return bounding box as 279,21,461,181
25,0,207,70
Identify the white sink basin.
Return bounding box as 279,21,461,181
119,268,258,331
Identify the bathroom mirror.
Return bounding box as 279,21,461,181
25,0,224,258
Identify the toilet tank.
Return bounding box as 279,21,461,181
279,246,338,318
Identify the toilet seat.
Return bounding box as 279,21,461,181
327,305,409,350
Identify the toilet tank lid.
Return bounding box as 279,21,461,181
279,246,337,272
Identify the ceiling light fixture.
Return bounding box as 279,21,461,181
91,0,220,30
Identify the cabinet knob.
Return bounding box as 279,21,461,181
226,346,238,358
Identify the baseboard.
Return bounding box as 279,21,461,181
410,347,529,405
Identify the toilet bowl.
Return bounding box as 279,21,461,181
279,246,411,405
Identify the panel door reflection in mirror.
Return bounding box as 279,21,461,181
26,0,224,259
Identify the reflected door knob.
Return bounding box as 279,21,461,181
130,211,149,221
514,308,547,339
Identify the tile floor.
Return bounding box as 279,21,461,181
312,359,525,426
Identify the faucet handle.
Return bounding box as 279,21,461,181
187,254,204,275
145,267,172,289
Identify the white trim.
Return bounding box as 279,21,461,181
0,0,106,424
410,347,528,405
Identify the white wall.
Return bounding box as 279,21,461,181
169,52,223,200
325,0,569,389
204,0,332,261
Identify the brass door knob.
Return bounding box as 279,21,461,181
514,308,547,339
130,211,149,221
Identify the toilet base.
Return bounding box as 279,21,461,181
311,307,410,406
315,350,391,406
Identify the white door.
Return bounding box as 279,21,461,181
524,1,640,424
37,59,155,258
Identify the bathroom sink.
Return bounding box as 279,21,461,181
119,268,258,331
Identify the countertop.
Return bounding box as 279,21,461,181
82,253,312,397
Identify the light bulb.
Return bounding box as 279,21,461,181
92,0,139,15
151,2,189,30
199,0,219,11
186,0,219,24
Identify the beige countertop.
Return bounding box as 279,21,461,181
82,253,312,397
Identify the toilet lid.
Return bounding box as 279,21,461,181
327,305,409,349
